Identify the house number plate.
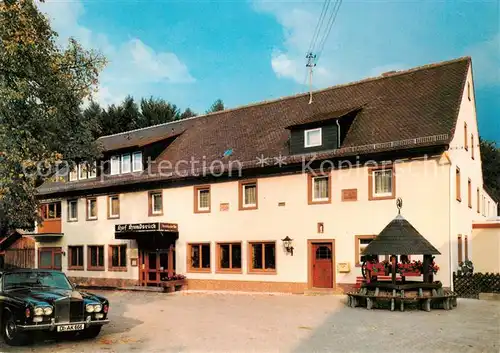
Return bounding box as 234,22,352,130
57,324,85,332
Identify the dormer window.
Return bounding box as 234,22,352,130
78,164,88,180
121,154,131,174
69,166,78,181
304,128,322,148
109,151,142,175
110,156,120,175
70,162,96,181
132,152,143,172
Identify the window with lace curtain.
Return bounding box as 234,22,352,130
308,174,331,204
239,180,258,210
194,185,211,213
369,166,395,200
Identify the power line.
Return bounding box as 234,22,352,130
303,0,343,94
307,0,331,54
315,0,343,62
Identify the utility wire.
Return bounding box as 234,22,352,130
307,0,331,54
315,0,343,62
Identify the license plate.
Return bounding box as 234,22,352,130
57,324,85,332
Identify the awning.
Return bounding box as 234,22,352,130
114,223,179,247
26,233,64,242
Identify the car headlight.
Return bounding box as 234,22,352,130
34,307,44,316
85,304,95,313
43,307,53,316
93,304,102,312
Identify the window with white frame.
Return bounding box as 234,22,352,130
87,198,98,220
150,192,163,215
243,183,257,208
373,168,393,197
312,176,329,202
304,128,322,148
121,154,131,174
108,195,120,218
110,156,120,175
88,162,96,178
68,200,78,221
356,235,377,265
198,188,210,211
78,164,88,180
69,166,78,181
132,152,143,172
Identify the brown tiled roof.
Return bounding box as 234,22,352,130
38,57,471,196
284,106,361,129
97,120,194,151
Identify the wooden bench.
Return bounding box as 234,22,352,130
347,290,457,312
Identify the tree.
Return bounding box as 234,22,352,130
96,96,140,136
206,99,224,114
480,138,500,214
138,97,180,127
83,101,104,139
0,0,105,233
178,108,197,120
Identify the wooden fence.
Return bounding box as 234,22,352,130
4,248,35,269
453,272,500,299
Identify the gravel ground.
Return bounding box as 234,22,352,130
0,290,498,353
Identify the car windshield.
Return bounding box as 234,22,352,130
3,272,72,291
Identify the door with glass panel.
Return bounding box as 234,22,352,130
139,246,175,286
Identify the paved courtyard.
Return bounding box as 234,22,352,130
1,290,499,353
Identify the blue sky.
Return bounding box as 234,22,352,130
40,0,499,142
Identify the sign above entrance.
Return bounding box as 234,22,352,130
115,222,178,233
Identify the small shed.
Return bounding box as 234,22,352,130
0,230,35,269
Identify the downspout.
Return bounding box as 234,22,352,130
336,120,341,148
448,156,453,291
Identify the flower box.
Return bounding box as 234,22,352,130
160,278,187,292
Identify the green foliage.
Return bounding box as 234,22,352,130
179,108,197,120
84,96,199,137
206,99,224,114
0,0,106,232
480,138,500,212
139,97,180,127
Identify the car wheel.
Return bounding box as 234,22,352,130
2,312,32,346
81,325,102,339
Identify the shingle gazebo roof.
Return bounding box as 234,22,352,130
362,214,441,256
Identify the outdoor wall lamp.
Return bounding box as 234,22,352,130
282,236,294,256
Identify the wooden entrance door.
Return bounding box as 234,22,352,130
139,246,175,286
311,243,333,288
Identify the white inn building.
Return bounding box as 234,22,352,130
35,57,498,293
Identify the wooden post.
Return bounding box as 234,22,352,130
391,255,397,284
423,255,431,283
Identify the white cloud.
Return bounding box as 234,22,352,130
37,0,195,107
127,39,194,84
253,1,355,87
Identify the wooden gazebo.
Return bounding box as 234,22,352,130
347,199,457,311
362,203,441,284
